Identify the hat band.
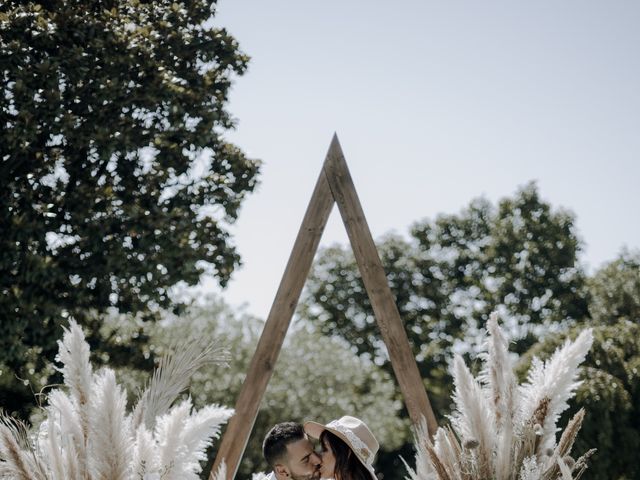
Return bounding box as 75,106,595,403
326,420,373,465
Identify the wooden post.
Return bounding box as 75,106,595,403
322,134,438,435
209,140,336,480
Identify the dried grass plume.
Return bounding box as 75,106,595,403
404,313,595,480
0,320,233,480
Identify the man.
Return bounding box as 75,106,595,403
263,422,322,480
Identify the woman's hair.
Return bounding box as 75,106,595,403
320,430,371,480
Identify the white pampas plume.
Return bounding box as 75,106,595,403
179,404,234,472
431,429,456,480
0,413,39,480
155,398,193,479
556,456,573,480
46,389,83,443
41,410,66,480
62,434,80,480
55,319,92,478
133,339,228,430
89,368,132,480
518,329,593,453
55,319,92,413
402,420,438,480
518,456,543,480
152,400,233,479
480,313,517,480
404,313,595,480
450,355,495,478
45,388,84,477
131,426,159,479
212,460,227,480
0,318,234,480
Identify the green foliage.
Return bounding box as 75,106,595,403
588,250,640,325
300,183,588,416
519,319,640,480
0,0,260,416
109,296,410,480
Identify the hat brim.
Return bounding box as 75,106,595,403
303,421,326,441
303,421,377,480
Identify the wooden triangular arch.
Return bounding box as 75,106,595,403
210,135,438,480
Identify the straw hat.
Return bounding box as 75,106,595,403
304,416,378,480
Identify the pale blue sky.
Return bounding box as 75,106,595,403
200,1,640,317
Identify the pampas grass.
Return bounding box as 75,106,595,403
0,320,233,479
405,313,595,480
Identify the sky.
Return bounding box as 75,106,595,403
198,0,640,318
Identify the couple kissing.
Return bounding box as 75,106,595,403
262,416,378,480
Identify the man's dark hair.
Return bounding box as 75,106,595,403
263,422,306,467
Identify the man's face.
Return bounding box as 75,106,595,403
276,437,322,480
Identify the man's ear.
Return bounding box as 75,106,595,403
274,463,289,479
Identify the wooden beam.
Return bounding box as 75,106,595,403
209,140,336,480
322,134,438,436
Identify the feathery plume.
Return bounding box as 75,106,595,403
425,439,453,480
212,460,227,480
450,355,494,478
44,388,84,477
0,320,233,480
133,339,228,430
55,319,93,478
518,456,543,480
556,456,573,480
180,404,234,470
403,313,595,480
130,426,158,479
55,319,93,409
480,313,517,480
155,398,193,479
555,409,584,460
432,428,460,480
0,413,38,480
41,408,66,480
572,449,596,480
402,420,438,480
63,435,80,480
518,329,593,453
89,369,132,480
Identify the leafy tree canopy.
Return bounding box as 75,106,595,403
587,249,640,325
0,0,259,415
299,183,588,415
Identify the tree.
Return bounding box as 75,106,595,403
0,0,260,416
299,183,589,416
106,296,411,480
587,249,640,325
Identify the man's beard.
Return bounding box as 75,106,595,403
290,469,321,480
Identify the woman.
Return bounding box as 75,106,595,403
304,416,378,480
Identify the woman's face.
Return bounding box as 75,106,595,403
319,436,336,479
